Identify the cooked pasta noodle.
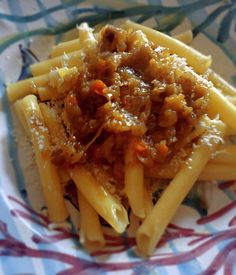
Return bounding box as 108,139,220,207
125,139,145,219
122,20,212,74
78,190,106,250
70,166,129,234
137,117,225,255
21,95,68,222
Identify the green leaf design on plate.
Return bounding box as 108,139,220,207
192,3,233,37
217,6,236,43
0,0,83,23
0,0,233,54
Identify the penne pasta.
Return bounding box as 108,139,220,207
40,102,82,164
210,145,236,165
225,126,236,136
7,75,44,102
32,24,97,76
78,190,105,250
143,185,153,218
123,20,212,74
145,145,236,180
21,95,68,222
37,86,56,102
51,38,81,58
50,31,99,57
69,166,129,234
7,67,78,102
146,162,236,181
39,103,67,142
208,86,236,131
226,96,236,106
50,28,194,68
136,117,225,256
30,50,84,77
199,163,236,181
78,22,98,52
208,69,236,97
124,140,145,219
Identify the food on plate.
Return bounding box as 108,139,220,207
7,21,236,256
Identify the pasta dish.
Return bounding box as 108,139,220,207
7,21,236,256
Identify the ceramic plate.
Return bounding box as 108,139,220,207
0,0,235,274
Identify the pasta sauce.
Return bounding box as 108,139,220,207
48,25,209,177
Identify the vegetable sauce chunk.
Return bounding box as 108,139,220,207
48,25,209,180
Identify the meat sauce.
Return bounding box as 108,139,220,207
48,25,209,176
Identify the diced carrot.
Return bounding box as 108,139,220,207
134,141,148,156
90,79,107,96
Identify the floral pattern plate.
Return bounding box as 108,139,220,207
0,0,235,274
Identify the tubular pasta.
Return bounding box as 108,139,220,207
208,69,236,97
146,162,236,181
7,67,78,102
30,51,84,77
136,117,225,256
50,30,98,57
208,86,236,131
210,145,236,165
51,38,81,57
78,22,98,52
78,190,105,250
123,20,212,74
124,140,145,219
31,23,97,76
21,95,68,222
122,22,236,131
227,96,236,105
143,186,153,218
69,166,129,234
